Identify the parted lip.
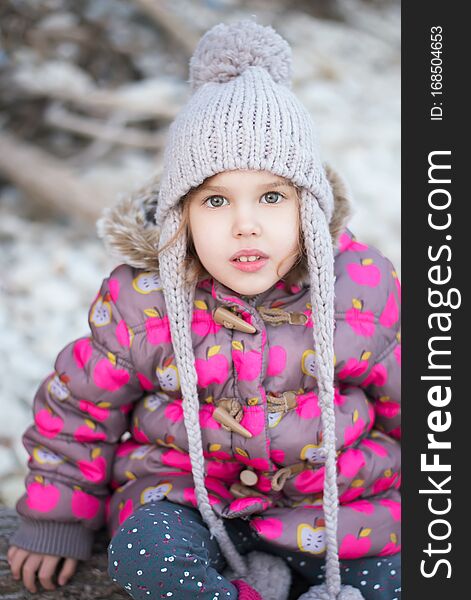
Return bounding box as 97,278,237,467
230,248,269,260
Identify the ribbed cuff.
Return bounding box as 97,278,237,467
231,580,263,600
9,518,95,561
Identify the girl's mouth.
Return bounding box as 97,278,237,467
231,256,268,272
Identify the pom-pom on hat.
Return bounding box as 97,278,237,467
188,20,292,91
154,18,364,600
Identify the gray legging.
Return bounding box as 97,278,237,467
108,500,401,600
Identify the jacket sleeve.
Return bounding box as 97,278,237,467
358,263,401,440
9,266,146,560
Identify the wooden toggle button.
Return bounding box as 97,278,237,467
212,406,252,438
288,312,308,325
213,306,257,334
240,469,258,487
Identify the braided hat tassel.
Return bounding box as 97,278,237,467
298,190,365,600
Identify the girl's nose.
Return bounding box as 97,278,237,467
231,207,262,238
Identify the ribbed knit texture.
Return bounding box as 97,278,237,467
154,19,365,600
9,517,94,561
223,550,292,600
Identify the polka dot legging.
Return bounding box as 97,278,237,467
108,500,401,600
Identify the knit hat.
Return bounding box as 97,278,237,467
155,19,364,600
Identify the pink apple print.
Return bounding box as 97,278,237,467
303,307,313,328
162,449,192,471
192,302,222,336
380,498,401,521
73,338,92,369
26,478,60,512
203,446,232,461
339,486,365,503
71,488,100,519
251,517,283,539
235,454,270,471
339,232,368,253
378,535,401,556
165,399,184,423
267,346,287,377
78,450,107,483
347,259,381,287
294,467,325,494
270,448,285,464
344,412,365,446
206,460,241,480
118,498,133,524
133,417,151,443
183,487,220,507
74,421,107,443
116,320,133,347
195,345,229,387
205,477,233,500
339,528,372,559
79,399,110,422
373,470,398,494
379,293,399,328
296,392,321,419
93,356,130,391
374,398,400,420
232,341,262,381
347,499,375,515
360,438,389,457
228,497,270,513
362,363,388,388
199,405,220,430
35,408,63,438
345,299,376,337
338,448,366,478
338,352,371,379
240,408,265,436
144,309,171,344
137,372,153,391
256,474,273,493
108,278,120,303
116,440,142,457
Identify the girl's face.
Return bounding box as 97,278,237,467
187,169,300,296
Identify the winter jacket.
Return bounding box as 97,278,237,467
10,182,401,562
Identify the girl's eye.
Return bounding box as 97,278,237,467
261,191,284,204
204,195,228,208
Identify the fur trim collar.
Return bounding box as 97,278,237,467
97,164,353,273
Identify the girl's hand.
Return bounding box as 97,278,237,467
7,545,78,594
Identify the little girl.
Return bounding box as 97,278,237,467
8,20,401,600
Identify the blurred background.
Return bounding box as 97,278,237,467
0,0,400,508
